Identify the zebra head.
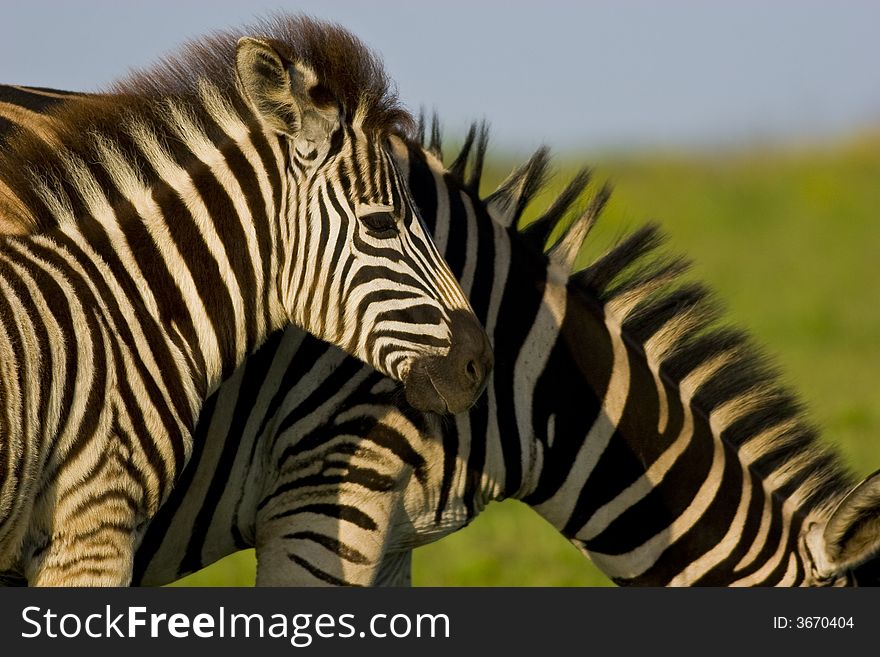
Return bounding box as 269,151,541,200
233,24,492,414
799,469,880,586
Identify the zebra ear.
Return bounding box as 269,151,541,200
821,469,880,571
235,37,339,146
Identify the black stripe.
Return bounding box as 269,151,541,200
183,108,260,354
80,172,208,399
300,189,335,332
287,552,359,586
244,125,285,333
11,245,79,471
41,234,181,488
463,397,489,518
660,444,746,585
317,188,351,343
562,337,666,534
405,148,439,236
218,137,271,343
0,250,53,459
434,413,459,524
282,531,370,564
586,416,716,558
269,503,377,532
176,332,287,576
273,360,379,464
702,474,768,581
0,262,32,510
146,148,239,379
366,422,428,484
132,391,219,584
266,465,398,503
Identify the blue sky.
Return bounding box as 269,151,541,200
2,1,878,153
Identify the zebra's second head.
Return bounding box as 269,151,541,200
233,22,492,414
799,468,880,586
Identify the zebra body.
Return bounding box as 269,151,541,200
2,89,878,586
243,133,880,587
147,127,880,587
0,15,488,586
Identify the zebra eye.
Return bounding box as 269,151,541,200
361,211,399,238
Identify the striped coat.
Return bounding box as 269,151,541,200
0,16,489,585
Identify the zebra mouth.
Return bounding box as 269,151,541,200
403,361,452,414
425,374,451,413
401,310,493,415
402,354,489,415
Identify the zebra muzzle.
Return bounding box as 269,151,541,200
403,310,493,414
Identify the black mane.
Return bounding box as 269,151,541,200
423,115,856,517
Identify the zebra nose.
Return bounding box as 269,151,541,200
402,310,493,415
456,319,492,393
465,358,481,384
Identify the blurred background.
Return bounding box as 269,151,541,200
3,1,878,585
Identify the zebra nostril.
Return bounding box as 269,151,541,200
465,358,480,384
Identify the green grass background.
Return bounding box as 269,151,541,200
172,134,880,586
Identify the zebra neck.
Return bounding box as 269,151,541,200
506,277,823,585
19,110,291,402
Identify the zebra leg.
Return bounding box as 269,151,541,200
252,400,435,587
254,444,416,587
24,445,146,586
254,484,406,587
373,550,413,586
28,529,137,586
25,494,139,586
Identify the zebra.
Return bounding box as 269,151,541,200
239,132,880,587
215,130,880,588
2,89,879,587
0,16,490,586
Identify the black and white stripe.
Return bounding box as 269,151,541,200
0,15,487,586
3,88,877,587
238,127,880,587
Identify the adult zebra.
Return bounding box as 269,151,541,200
239,132,880,587
2,89,878,586
0,16,490,586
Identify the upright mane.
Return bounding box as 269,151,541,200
423,115,857,519
0,14,413,234
112,14,412,136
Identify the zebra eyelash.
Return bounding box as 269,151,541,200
360,211,399,238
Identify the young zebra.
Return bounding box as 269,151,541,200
3,91,878,586
0,16,490,586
